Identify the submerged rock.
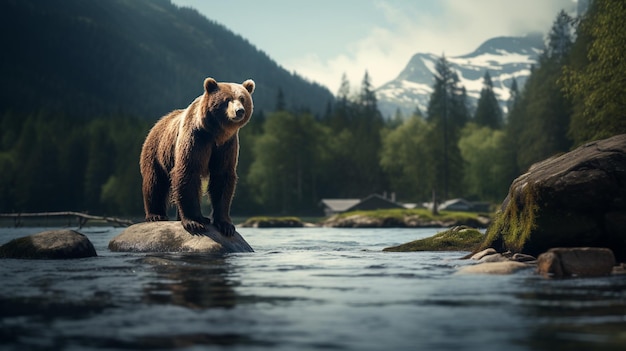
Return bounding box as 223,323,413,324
456,261,531,275
383,226,484,252
0,230,97,259
537,247,615,278
108,221,254,253
478,134,626,261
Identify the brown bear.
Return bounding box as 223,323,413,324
140,77,255,236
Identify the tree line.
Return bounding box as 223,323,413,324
1,0,624,217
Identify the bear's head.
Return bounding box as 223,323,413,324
203,77,255,127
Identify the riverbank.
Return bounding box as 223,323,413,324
321,208,491,228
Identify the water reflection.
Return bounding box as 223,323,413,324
516,276,626,350
139,254,239,309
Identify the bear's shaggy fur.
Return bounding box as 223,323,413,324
140,77,255,236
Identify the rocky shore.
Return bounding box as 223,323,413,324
322,211,491,228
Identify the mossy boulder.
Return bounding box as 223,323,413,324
324,209,490,228
478,134,626,261
239,216,304,228
383,226,484,252
0,230,97,259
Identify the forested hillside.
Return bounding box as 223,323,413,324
0,0,333,216
0,0,333,118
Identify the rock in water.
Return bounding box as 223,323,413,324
456,261,531,275
108,221,254,253
0,230,97,259
479,134,626,261
537,247,615,278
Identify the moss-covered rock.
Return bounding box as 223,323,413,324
383,226,484,252
239,216,304,228
323,209,490,228
478,134,626,261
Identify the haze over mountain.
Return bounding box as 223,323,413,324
0,0,334,120
376,34,545,118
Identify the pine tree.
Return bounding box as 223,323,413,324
275,87,286,111
506,78,519,116
511,11,574,172
359,71,378,113
474,71,503,129
425,55,468,200
562,0,626,145
546,10,574,62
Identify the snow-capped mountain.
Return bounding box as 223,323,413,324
376,34,545,118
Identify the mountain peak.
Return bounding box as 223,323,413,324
459,33,544,58
377,34,544,118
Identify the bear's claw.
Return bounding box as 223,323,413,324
181,217,211,235
146,214,168,222
214,221,236,237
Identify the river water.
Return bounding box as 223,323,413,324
1,226,625,350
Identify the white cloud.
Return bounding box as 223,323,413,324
284,0,575,93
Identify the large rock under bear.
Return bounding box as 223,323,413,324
140,77,254,236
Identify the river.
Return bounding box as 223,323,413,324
1,226,625,350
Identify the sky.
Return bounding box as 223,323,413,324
171,0,577,93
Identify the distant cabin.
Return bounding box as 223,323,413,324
320,194,406,217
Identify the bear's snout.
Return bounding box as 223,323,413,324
228,100,246,122
235,106,245,118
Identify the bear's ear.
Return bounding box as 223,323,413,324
242,79,255,95
204,78,218,93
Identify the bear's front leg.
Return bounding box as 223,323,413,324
208,168,237,237
172,166,211,235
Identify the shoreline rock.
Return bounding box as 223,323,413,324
108,221,254,254
323,214,490,228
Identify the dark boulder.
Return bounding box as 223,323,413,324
108,221,254,253
479,134,626,261
537,247,616,278
0,230,97,259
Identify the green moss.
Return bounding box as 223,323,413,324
479,182,539,253
383,226,484,252
241,216,304,228
333,208,483,222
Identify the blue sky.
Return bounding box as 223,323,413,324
171,0,576,92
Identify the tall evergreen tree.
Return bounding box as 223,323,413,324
506,78,519,116
546,10,574,62
275,87,286,111
511,11,574,172
474,71,503,129
354,71,386,195
426,55,469,199
562,0,626,145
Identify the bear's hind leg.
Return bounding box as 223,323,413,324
143,165,170,222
